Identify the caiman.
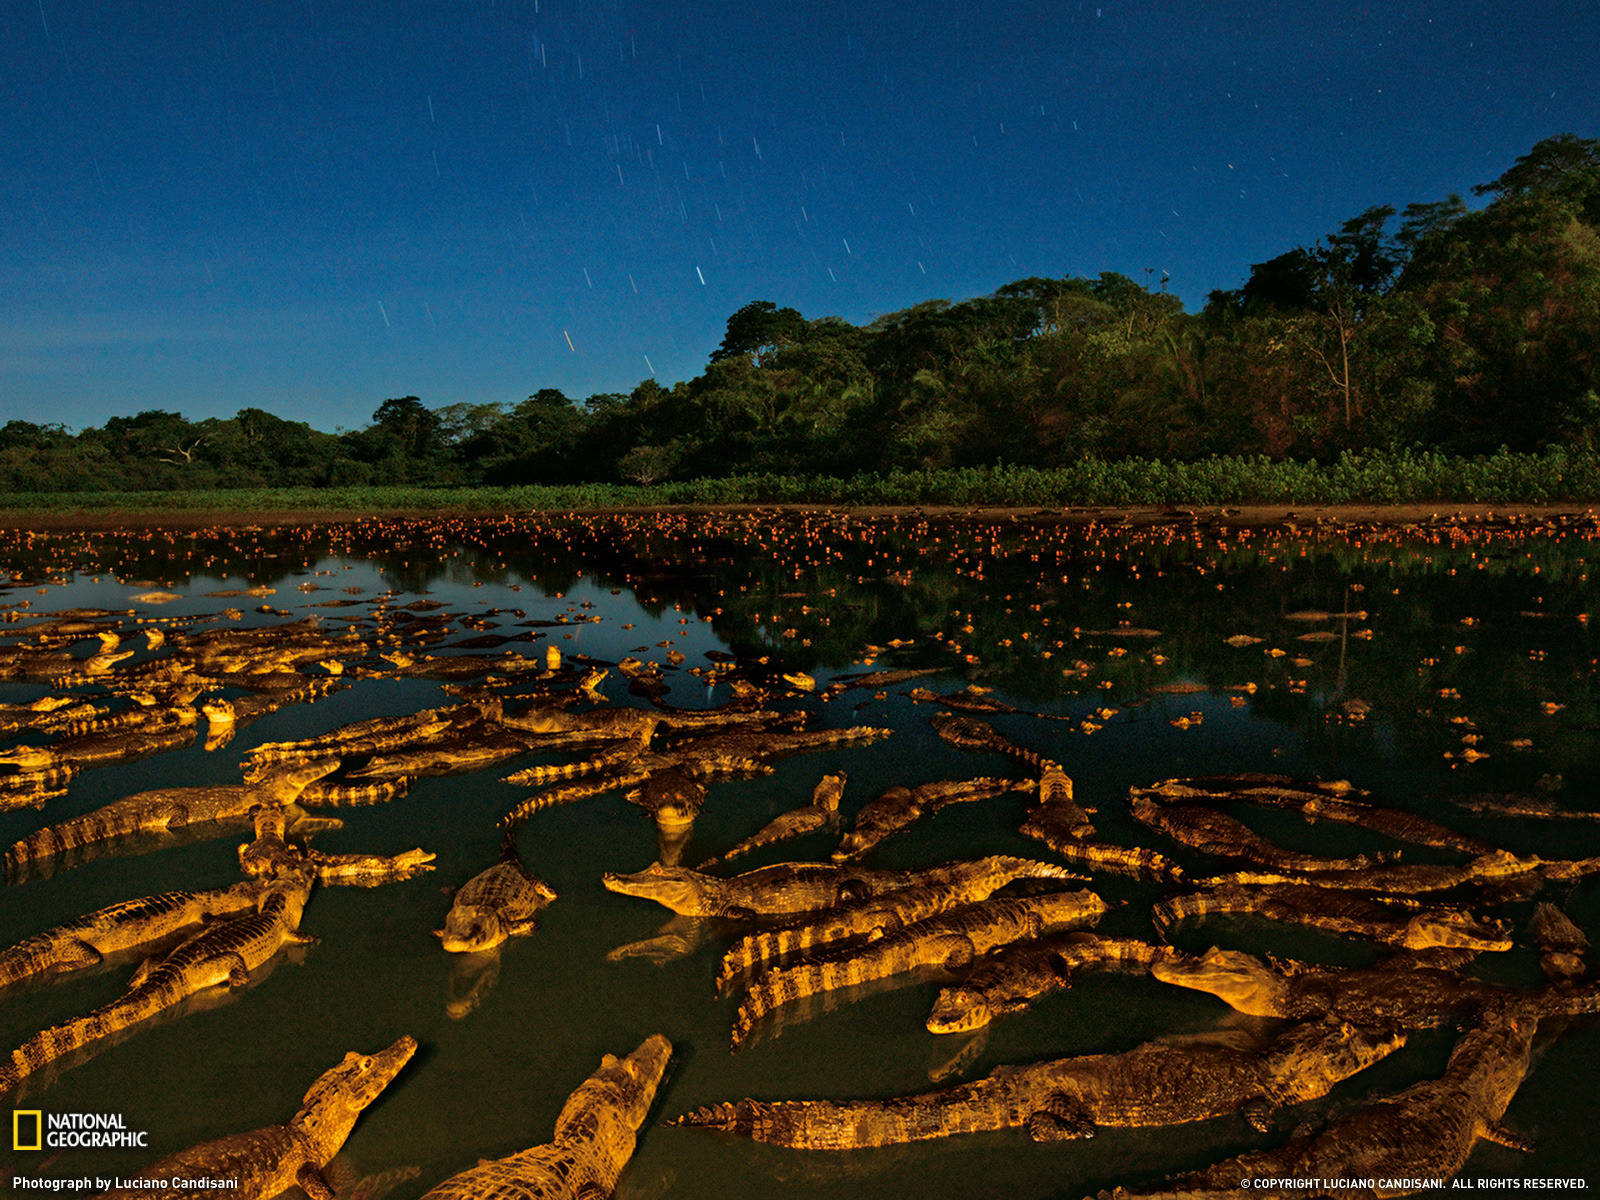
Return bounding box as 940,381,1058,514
624,763,710,833
1137,773,1496,857
0,695,104,738
732,889,1108,1048
1153,883,1513,951
664,722,893,768
1129,794,1377,873
908,686,1026,714
716,856,1083,991
8,706,198,771
926,933,1181,1034
242,708,457,776
238,806,435,887
0,762,75,811
833,776,1028,861
1195,848,1600,895
346,724,546,779
96,1035,417,1200
200,679,347,749
698,772,846,869
3,759,340,876
1019,811,1180,882
1106,1003,1542,1199
604,855,1076,920
297,775,415,808
1528,901,1588,979
437,832,558,952
0,878,281,991
0,873,315,1095
1148,947,1512,1030
503,745,772,828
602,861,890,920
931,716,1170,878
670,1017,1402,1147
931,713,1096,840
418,1033,671,1200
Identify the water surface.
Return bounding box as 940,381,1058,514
3,512,1598,1197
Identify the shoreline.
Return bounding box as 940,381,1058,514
0,502,1595,534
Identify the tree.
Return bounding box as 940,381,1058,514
1392,140,1600,452
1474,133,1600,201
368,397,443,461
709,300,808,365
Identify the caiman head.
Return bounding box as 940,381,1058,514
565,1034,673,1135
0,746,57,770
814,772,847,813
1149,947,1291,1017
1398,909,1513,952
437,905,508,953
292,1035,419,1159
602,863,708,914
436,897,547,954
1260,1018,1406,1103
260,758,343,798
633,768,706,831
925,985,995,1035
202,698,237,750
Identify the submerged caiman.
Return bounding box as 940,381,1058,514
418,1034,671,1200
1106,1002,1543,1199
698,771,846,869
716,856,1081,990
1149,947,1539,1031
832,776,1027,861
671,1017,1402,1147
0,873,315,1095
97,1035,417,1200
732,889,1108,1048
1135,773,1496,857
1153,883,1513,951
1129,794,1378,873
926,933,1180,1034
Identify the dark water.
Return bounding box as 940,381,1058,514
2,512,1598,1198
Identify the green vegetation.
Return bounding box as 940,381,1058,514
5,133,1599,502
3,447,1600,513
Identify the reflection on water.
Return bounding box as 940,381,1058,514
2,511,1598,1197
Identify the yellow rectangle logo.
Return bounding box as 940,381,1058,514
13,1109,43,1150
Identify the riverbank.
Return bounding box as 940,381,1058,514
0,501,1595,534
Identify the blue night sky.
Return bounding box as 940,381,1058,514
2,1,1595,433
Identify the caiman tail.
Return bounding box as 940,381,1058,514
297,776,414,807
732,891,1105,1049
731,936,963,1050
715,857,1083,992
0,934,93,990
1016,820,1182,882
5,805,151,876
0,887,261,991
1150,890,1228,937
500,771,647,828
665,1080,1019,1149
2,971,192,1094
0,886,308,1096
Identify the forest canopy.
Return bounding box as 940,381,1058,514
6,134,1598,494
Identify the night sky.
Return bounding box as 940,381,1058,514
3,1,1595,433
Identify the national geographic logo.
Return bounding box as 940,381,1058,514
14,1110,42,1151
12,1110,149,1149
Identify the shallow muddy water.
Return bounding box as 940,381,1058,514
3,511,1599,1198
